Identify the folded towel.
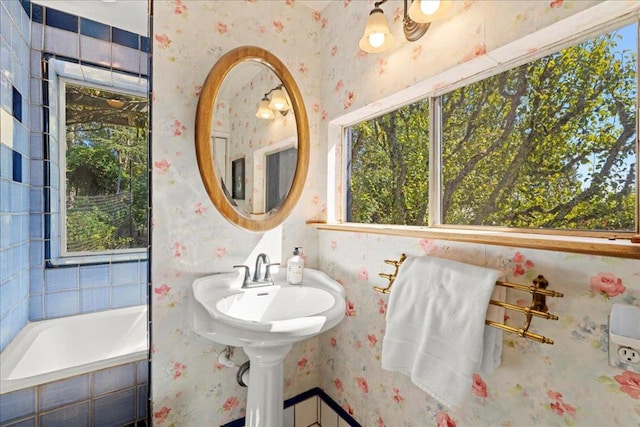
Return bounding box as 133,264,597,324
479,282,506,375
381,255,500,408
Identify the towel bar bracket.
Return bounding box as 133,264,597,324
375,254,563,345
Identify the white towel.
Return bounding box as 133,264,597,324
479,283,506,375
381,255,500,408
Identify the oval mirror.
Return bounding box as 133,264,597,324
195,46,309,231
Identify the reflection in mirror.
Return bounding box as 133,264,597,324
213,63,298,216
196,46,309,232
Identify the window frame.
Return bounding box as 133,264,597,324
325,12,640,258
47,58,149,265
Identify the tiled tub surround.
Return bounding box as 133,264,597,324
1,3,150,426
25,0,150,322
0,359,148,427
0,0,32,352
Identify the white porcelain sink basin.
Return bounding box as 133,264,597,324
190,267,346,347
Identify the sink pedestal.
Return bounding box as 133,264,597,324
244,344,292,427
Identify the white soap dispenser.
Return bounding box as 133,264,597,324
287,247,304,285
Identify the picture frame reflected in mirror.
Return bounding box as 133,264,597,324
232,158,246,200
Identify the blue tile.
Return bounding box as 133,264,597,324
29,213,42,238
139,261,148,284
4,416,36,427
30,189,43,213
1,181,10,212
44,266,78,291
44,290,78,318
93,363,136,395
79,17,110,41
137,384,147,419
40,401,89,427
29,240,42,266
12,151,22,182
112,27,139,50
80,287,109,313
140,36,150,53
29,268,44,293
0,249,9,282
137,360,148,384
28,295,43,320
111,284,139,308
93,388,135,426
0,387,35,424
1,145,13,180
0,282,12,319
0,311,13,352
31,3,43,24
39,374,90,411
79,265,109,288
112,262,138,285
45,8,77,33
12,87,22,123
19,0,29,16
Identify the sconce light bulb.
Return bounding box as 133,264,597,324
256,97,275,119
358,7,395,53
420,0,441,15
268,88,289,112
368,32,385,49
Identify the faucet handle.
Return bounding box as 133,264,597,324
264,263,280,281
233,265,250,283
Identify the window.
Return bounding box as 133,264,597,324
347,22,638,236
62,81,148,254
46,58,149,262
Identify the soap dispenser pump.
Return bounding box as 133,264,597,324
287,247,304,285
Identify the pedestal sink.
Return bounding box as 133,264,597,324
189,267,346,427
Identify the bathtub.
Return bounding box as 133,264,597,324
0,305,147,394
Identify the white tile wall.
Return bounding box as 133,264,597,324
294,397,317,427
319,399,338,427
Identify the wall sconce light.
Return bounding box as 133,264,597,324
255,84,290,120
359,0,453,53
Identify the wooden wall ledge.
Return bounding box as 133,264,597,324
307,222,640,260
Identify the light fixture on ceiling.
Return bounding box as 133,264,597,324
255,84,290,120
359,0,453,54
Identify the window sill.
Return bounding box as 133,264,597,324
307,222,640,259
47,250,148,267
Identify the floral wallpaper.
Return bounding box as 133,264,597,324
152,0,640,426
152,1,323,425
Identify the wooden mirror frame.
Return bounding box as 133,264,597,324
195,46,309,231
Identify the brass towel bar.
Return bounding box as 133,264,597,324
375,254,564,345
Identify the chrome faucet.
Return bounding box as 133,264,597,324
234,253,279,288
253,253,270,282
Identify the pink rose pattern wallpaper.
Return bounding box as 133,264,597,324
318,232,640,426
152,0,640,425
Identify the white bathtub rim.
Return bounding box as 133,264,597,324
0,305,148,395
0,350,147,394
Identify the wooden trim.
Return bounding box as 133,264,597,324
307,222,640,259
195,46,309,232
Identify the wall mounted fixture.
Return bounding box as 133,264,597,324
359,0,453,53
255,84,290,119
